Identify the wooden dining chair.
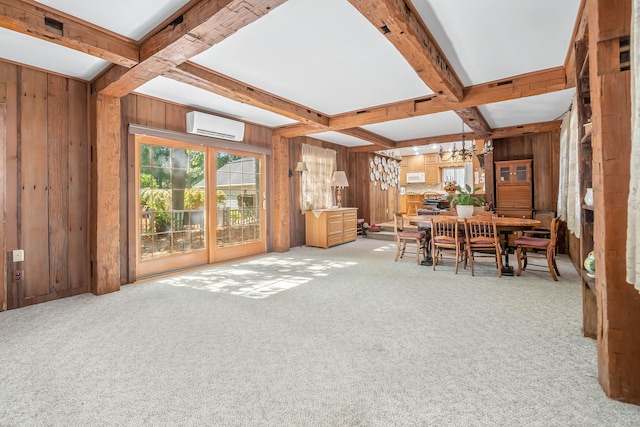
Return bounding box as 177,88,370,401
463,216,502,277
430,216,466,273
405,194,423,216
523,211,556,238
514,217,560,281
393,211,427,264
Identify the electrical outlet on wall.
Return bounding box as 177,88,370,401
14,270,24,281
12,249,24,262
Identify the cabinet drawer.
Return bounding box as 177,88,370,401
495,209,533,219
328,234,344,247
328,217,344,235
343,230,357,242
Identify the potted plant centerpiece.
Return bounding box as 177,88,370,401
447,184,485,218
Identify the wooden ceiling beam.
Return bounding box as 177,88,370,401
166,62,330,127
339,128,395,149
394,132,463,149
274,66,568,139
93,0,286,97
0,0,139,67
348,0,464,103
331,66,568,131
349,144,389,153
488,120,562,139
350,120,564,154
273,122,328,138
564,0,588,88
454,107,492,138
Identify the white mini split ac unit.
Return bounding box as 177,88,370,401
186,111,245,141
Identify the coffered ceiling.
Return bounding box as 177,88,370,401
0,0,581,155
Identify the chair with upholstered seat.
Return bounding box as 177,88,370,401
463,216,502,277
523,211,556,238
393,211,427,264
430,216,466,273
514,217,560,281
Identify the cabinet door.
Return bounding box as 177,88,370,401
498,164,512,184
425,164,439,183
512,162,531,183
496,160,531,185
399,164,407,184
406,155,424,172
343,210,357,242
424,153,438,164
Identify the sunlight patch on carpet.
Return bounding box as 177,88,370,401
157,256,357,298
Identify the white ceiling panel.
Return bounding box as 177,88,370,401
415,0,581,86
0,27,110,80
191,0,433,115
34,0,191,40
396,143,444,157
362,111,471,142
307,131,373,148
479,89,575,129
0,0,582,151
134,77,297,128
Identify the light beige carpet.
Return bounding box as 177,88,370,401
1,238,639,426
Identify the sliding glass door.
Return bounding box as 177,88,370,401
136,136,265,276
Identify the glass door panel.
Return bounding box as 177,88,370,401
137,138,207,276
215,153,262,249
515,165,528,181
500,166,511,182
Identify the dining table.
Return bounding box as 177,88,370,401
405,214,541,275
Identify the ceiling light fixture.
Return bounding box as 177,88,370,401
439,120,477,162
483,139,494,154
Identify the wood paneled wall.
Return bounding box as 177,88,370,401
349,152,398,226
491,130,567,253
0,61,90,310
492,130,560,212
287,136,348,248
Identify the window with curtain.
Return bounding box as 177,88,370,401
557,95,580,237
442,167,465,190
301,144,336,211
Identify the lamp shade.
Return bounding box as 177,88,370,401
331,171,349,187
294,161,308,172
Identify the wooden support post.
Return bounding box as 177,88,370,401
272,135,290,252
588,0,640,405
0,92,5,311
91,94,121,295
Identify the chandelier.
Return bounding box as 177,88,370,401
439,121,476,162
438,121,494,161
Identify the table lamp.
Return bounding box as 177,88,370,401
330,171,349,207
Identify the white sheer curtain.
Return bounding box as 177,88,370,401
626,0,640,291
558,95,581,237
301,144,336,211
442,167,465,189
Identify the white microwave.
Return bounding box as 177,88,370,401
406,172,425,183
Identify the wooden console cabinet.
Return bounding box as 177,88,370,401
305,208,358,249
494,159,533,218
